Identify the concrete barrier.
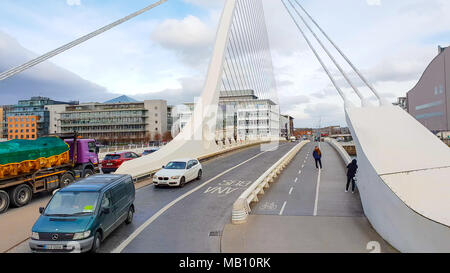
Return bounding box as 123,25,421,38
324,138,351,165
232,140,309,224
346,105,450,252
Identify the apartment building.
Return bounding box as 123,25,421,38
7,115,39,140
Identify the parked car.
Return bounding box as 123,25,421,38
153,159,202,187
142,148,160,156
101,152,140,173
29,174,135,253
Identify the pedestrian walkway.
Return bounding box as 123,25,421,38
222,142,398,253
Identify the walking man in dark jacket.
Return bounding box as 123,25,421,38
313,146,322,169
346,159,358,193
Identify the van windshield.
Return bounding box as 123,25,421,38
45,192,99,217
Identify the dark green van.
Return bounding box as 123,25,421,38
29,174,135,253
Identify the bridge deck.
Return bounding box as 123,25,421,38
222,142,397,253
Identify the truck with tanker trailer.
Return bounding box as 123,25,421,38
0,133,100,213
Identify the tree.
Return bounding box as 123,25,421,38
162,131,173,142
154,132,162,142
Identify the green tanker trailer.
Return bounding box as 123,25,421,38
0,134,100,213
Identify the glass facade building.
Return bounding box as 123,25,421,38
5,97,77,138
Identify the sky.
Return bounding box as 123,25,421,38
0,0,449,128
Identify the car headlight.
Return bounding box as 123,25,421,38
73,230,91,240
171,176,180,179
31,232,39,240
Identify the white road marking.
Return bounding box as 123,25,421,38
298,170,302,174
289,187,293,195
294,177,298,183
112,149,270,253
301,164,305,168
279,201,287,215
313,142,323,216
313,166,322,216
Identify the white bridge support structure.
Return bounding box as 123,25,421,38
282,0,450,252
346,105,450,252
117,0,280,178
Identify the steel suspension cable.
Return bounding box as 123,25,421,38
289,0,366,105
281,0,349,104
293,0,386,105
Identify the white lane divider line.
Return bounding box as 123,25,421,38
294,177,298,183
298,170,302,174
301,164,305,169
279,201,287,215
313,167,321,216
289,187,293,195
111,149,271,253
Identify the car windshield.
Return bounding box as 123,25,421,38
104,154,120,160
143,149,158,155
165,161,186,170
45,191,99,216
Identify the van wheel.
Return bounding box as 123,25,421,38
197,170,202,180
0,190,10,214
60,173,75,188
90,231,102,253
83,169,94,178
125,206,134,224
9,184,32,207
179,177,186,188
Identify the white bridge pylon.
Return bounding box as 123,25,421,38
282,0,450,252
117,0,280,178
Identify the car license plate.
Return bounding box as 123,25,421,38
106,163,113,166
45,245,64,250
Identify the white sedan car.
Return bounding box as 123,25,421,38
153,159,203,187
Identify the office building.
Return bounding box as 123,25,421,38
59,99,168,145
280,115,294,138
394,97,408,111
172,90,280,140
407,46,450,132
5,97,78,138
0,107,3,140
45,104,71,135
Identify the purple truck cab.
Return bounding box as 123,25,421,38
65,139,99,166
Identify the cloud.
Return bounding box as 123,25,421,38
66,0,81,6
366,0,381,6
183,0,225,8
0,31,112,104
151,15,216,68
134,76,204,105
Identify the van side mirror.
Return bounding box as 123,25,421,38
102,207,110,214
162,166,165,169
39,207,45,214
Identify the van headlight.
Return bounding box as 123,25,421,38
31,232,39,240
171,176,180,179
73,231,91,240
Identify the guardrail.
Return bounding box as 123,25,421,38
324,138,351,165
231,140,309,224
